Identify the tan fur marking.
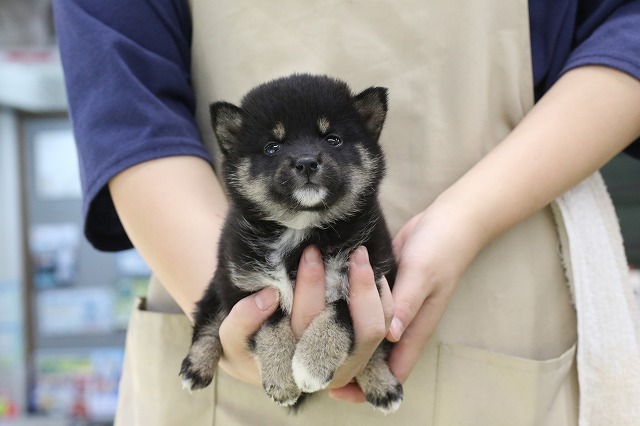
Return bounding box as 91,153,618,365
317,116,330,134
272,122,286,141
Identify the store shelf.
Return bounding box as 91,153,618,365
36,331,127,350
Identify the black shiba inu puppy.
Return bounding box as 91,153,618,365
179,74,403,413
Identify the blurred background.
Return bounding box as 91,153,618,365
1,1,149,425
0,1,639,425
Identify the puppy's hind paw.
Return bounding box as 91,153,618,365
179,356,214,392
366,382,403,414
263,380,302,407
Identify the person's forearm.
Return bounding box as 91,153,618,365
435,66,640,252
109,156,228,319
383,66,640,373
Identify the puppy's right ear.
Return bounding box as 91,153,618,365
210,102,243,155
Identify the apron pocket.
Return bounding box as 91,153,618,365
115,298,215,426
433,342,576,426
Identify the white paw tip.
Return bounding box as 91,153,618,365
272,395,300,407
181,378,194,394
373,398,402,415
291,356,330,393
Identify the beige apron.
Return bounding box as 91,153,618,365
115,0,638,424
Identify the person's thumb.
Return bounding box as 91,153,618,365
219,287,280,346
254,287,280,312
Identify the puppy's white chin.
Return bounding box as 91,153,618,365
294,187,328,207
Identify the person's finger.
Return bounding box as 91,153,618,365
291,245,326,339
332,284,448,402
348,247,387,345
387,223,447,342
330,246,387,389
385,251,436,342
378,276,394,332
328,382,367,403
388,290,449,383
218,287,279,384
330,279,442,403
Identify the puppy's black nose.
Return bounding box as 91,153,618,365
294,156,320,177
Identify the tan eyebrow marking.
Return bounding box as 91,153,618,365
272,122,286,141
318,116,330,134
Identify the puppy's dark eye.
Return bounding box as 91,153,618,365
264,142,280,155
325,135,342,147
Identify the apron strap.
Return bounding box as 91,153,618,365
552,172,640,425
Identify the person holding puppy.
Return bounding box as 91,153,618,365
54,0,640,425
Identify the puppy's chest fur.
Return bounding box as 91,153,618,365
224,214,379,315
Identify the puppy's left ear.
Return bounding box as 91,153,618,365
352,87,388,141
210,101,243,155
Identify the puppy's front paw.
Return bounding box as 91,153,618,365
292,304,353,393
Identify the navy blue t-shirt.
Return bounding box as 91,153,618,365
53,0,640,251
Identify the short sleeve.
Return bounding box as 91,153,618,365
562,0,640,159
53,0,211,251
562,1,640,82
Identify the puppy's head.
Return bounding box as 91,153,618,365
210,74,388,229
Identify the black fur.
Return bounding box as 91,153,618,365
180,74,403,412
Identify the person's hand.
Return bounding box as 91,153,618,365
217,245,394,390
330,202,483,402
387,203,483,384
217,286,280,385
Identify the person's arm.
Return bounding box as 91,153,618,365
109,156,226,316
331,65,640,402
53,0,209,252
392,65,640,382
109,155,275,386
